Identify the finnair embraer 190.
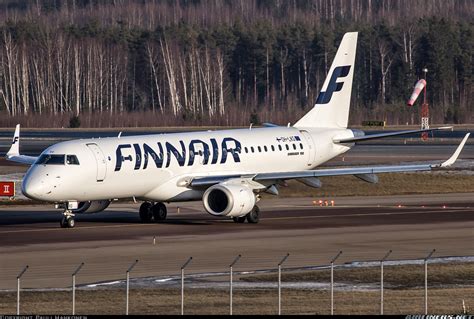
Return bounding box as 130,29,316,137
6,32,470,228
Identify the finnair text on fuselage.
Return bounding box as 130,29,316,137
114,137,242,171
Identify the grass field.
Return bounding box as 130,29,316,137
0,262,472,315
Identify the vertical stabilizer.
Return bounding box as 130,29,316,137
294,32,358,128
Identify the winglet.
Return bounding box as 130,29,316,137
439,133,470,167
6,124,20,158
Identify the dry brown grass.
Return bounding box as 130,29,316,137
241,262,474,288
0,287,471,315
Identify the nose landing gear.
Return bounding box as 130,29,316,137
60,210,76,228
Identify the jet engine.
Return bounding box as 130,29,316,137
203,183,256,217
72,200,111,214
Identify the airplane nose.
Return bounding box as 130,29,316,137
21,175,45,200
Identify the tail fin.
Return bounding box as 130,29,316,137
294,32,358,129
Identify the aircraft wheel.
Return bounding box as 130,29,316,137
139,202,153,223
66,217,75,228
246,206,260,224
152,203,167,221
232,216,246,223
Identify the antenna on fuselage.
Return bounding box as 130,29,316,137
118,132,122,138
249,123,253,130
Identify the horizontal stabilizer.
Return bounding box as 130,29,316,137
333,126,453,143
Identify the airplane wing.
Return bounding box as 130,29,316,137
5,124,38,165
333,126,452,143
190,133,470,187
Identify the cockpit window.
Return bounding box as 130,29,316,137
36,154,65,165
66,155,80,165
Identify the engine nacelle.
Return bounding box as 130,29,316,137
72,200,111,214
203,184,256,217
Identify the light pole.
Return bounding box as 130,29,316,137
424,249,435,314
16,265,28,315
278,253,290,315
229,254,242,315
72,262,84,315
330,251,342,315
380,250,392,315
126,259,139,315
181,257,193,315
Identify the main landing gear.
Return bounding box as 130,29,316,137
139,202,167,223
232,205,260,224
60,210,76,228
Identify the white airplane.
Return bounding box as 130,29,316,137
6,32,470,228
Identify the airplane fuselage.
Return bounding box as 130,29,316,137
22,127,353,202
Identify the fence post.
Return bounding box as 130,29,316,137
330,251,342,315
380,250,392,315
278,253,290,315
230,254,241,315
424,249,435,314
16,265,28,315
126,259,139,315
181,257,193,315
72,262,84,315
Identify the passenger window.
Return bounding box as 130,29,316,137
300,143,303,149
293,144,297,150
278,145,282,151
251,147,255,153
244,147,248,153
66,155,80,165
258,146,261,152
285,144,289,150
264,146,268,152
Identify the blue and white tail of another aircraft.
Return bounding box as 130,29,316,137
6,31,470,228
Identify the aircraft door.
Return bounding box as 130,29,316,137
301,131,316,166
86,143,107,182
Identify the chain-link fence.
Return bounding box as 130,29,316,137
1,253,472,315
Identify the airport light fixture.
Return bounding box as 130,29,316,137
330,251,343,315
126,259,139,315
16,265,28,315
278,253,290,315
72,262,85,315
181,257,193,315
424,249,436,314
229,254,242,315
380,250,392,315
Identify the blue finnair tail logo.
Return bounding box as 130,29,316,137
316,65,351,104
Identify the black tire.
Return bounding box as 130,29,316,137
232,216,246,223
60,217,67,228
139,202,153,222
152,203,167,221
67,217,75,228
246,206,260,224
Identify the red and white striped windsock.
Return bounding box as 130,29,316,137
407,79,426,106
